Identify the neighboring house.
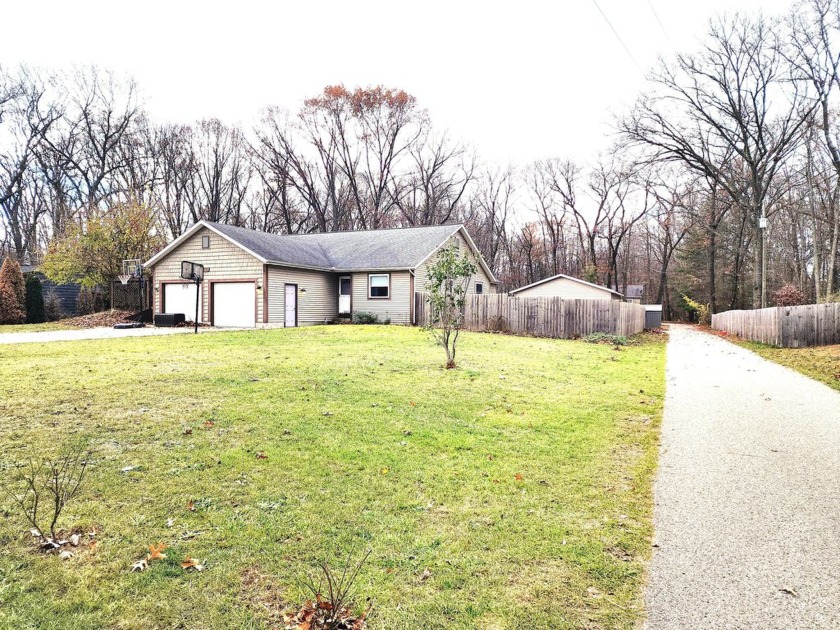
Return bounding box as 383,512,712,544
509,274,623,300
144,221,497,328
613,284,644,304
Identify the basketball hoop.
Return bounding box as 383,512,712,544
122,258,142,280
118,274,131,285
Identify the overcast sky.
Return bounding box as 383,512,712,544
2,0,793,165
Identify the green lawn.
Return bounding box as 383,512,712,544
733,339,840,393
0,326,666,629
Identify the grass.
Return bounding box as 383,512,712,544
0,326,666,629
731,338,840,393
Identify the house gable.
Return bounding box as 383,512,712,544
413,227,497,295
510,274,622,299
151,226,264,322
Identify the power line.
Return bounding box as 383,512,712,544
646,0,674,48
590,0,645,75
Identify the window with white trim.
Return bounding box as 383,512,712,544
368,274,389,298
202,235,210,249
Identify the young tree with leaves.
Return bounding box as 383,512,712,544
41,199,164,289
425,243,477,369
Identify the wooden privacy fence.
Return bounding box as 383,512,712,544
414,292,646,339
711,302,840,347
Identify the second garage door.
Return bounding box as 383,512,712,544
212,282,256,328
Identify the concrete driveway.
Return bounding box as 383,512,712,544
0,326,204,344
645,324,840,629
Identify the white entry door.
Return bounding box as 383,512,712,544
212,282,255,327
338,276,351,314
164,283,202,322
285,284,297,327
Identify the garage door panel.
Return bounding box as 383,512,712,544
164,283,202,322
213,282,255,328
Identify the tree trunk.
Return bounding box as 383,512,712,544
709,227,718,315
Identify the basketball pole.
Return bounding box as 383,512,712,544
194,277,199,334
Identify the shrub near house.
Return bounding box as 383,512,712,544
0,259,26,324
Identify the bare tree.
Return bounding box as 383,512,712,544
621,13,814,308
185,119,251,225
390,132,475,226
42,67,139,217
0,66,61,259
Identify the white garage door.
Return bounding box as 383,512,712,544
213,282,255,328
164,283,202,322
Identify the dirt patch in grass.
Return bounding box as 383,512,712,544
240,566,287,626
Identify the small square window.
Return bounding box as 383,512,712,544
369,274,389,298
202,235,210,249
475,282,484,294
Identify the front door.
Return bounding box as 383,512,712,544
285,284,297,327
338,276,351,314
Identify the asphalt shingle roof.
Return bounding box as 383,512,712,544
207,222,463,271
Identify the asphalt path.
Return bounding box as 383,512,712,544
645,324,840,629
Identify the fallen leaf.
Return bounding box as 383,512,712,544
380,467,390,475
322,411,334,416
420,568,432,581
514,473,524,481
147,543,167,561
187,500,196,511
255,451,268,460
409,401,416,407
131,559,148,572
203,420,215,428
166,518,175,528
89,540,99,551
779,587,799,597
181,557,204,571
183,427,193,435
69,533,81,547
316,594,333,610
59,550,73,561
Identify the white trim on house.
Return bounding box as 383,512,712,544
509,274,623,297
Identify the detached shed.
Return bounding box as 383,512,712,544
509,274,623,300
